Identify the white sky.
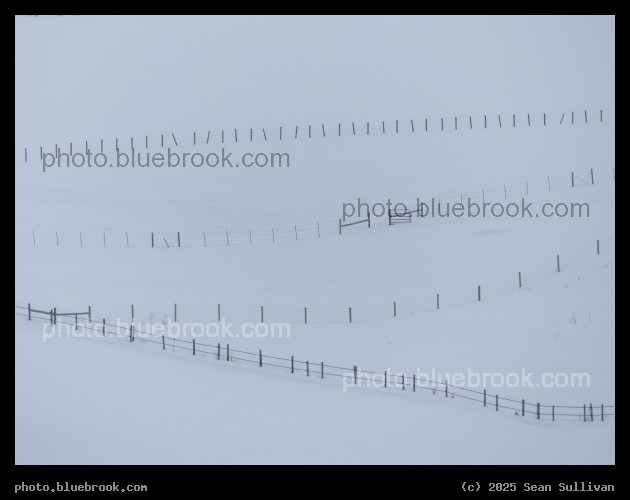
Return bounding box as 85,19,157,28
15,15,615,143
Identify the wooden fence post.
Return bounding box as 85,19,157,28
495,395,498,411
162,334,165,350
291,356,294,373
393,301,396,317
193,339,195,355
304,307,307,324
437,293,440,310
583,404,586,422
259,349,262,367
102,318,105,336
354,365,357,385
349,307,352,323
88,306,91,323
445,380,447,397
217,343,220,360
177,232,181,247
28,303,31,320
537,403,540,420
597,240,600,255
227,344,229,361
519,272,522,288
152,232,154,248
557,255,560,272
174,303,177,322
571,172,574,187
591,168,594,185
261,306,264,323
321,362,324,379
522,399,525,416
306,361,309,376
413,374,416,392
54,308,57,325
478,285,481,301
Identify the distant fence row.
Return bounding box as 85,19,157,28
16,306,614,423
16,236,614,325
22,108,614,161
20,166,614,249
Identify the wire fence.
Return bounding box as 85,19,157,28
18,166,614,249
21,108,615,161
15,235,614,326
16,306,614,424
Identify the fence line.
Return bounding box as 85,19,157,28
23,108,614,159
16,307,614,423
20,166,614,248
16,237,614,326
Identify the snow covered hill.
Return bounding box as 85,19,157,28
15,15,615,465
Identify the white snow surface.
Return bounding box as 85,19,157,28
15,15,615,464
